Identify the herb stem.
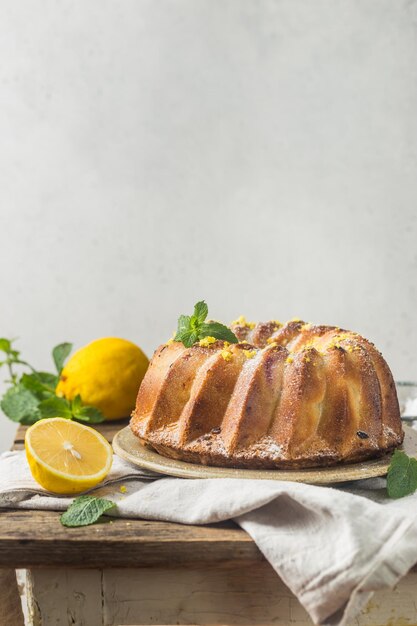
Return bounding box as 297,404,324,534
15,359,36,372
6,360,16,386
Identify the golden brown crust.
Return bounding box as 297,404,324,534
130,321,403,469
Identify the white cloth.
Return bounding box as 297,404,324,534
1,451,417,626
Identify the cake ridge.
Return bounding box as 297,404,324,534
130,318,403,469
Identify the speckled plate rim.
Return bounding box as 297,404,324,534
113,425,417,484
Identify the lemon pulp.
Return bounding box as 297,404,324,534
25,417,113,494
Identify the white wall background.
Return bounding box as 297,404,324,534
1,0,417,452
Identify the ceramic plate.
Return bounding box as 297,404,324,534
113,424,417,484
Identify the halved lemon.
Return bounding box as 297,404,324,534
25,418,113,494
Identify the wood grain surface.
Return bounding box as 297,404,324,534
0,510,260,568
0,569,24,626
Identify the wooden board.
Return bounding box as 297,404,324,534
113,424,417,484
0,509,261,569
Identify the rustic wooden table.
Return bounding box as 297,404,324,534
1,423,417,626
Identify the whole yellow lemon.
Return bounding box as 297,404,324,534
56,338,149,421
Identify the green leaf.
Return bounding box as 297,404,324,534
0,338,11,353
74,406,105,423
20,374,46,398
180,330,199,348
0,338,21,361
52,343,73,375
193,300,208,324
71,394,83,414
38,396,73,419
36,371,59,387
173,302,239,348
174,316,191,341
21,372,58,397
199,322,238,344
71,396,105,424
387,450,417,499
174,313,199,346
60,496,115,527
0,385,40,424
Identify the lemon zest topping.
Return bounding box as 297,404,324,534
199,336,217,347
120,485,127,493
327,333,361,354
221,349,233,362
231,315,256,329
243,350,257,359
286,356,294,363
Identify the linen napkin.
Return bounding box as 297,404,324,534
1,451,417,626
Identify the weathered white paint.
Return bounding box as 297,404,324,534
25,564,417,625
27,569,102,626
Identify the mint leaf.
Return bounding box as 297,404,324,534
20,374,47,398
0,385,40,424
174,314,200,346
74,406,105,423
199,322,238,344
387,450,417,499
0,338,20,362
173,302,238,348
61,496,115,527
0,338,12,353
179,330,199,348
71,394,83,414
21,372,58,397
52,343,72,375
174,316,191,342
193,301,208,324
71,396,104,424
38,396,72,419
36,371,59,388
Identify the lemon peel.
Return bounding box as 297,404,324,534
56,338,149,421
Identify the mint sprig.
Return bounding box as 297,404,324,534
61,495,115,527
0,386,41,424
387,449,417,499
52,343,73,375
174,301,238,348
0,339,105,425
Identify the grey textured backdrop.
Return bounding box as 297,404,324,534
1,0,417,451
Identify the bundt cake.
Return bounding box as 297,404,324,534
130,316,403,469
